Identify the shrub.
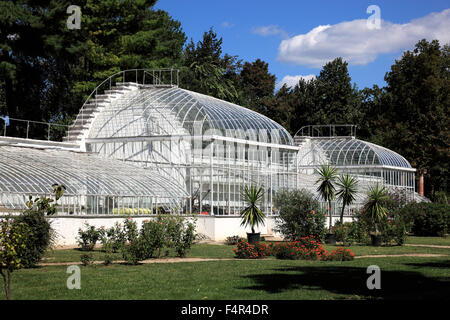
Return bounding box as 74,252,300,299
77,223,100,251
121,242,144,265
270,236,327,260
233,241,267,259
332,221,355,246
406,202,450,236
80,253,93,266
333,221,372,246
225,235,245,245
274,189,326,242
355,189,414,245
98,223,126,253
174,220,197,257
15,207,54,268
139,218,167,259
0,218,30,300
121,215,198,263
322,247,355,261
123,217,139,242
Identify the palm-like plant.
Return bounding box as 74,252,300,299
336,174,359,224
240,185,265,234
316,164,338,229
365,183,388,234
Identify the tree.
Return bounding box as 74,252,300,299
240,185,265,235
181,28,241,103
316,164,338,229
364,184,388,234
290,58,362,134
0,1,186,133
0,219,30,300
240,59,275,112
336,174,359,224
380,39,449,197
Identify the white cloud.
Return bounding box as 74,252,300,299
277,9,450,67
252,25,288,39
276,74,316,89
221,21,234,28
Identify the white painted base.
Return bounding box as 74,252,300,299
2,214,355,246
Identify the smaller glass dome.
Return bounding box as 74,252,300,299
310,138,412,168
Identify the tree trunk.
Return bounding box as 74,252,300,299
328,201,332,230
340,203,346,224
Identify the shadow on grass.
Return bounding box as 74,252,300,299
404,259,450,269
240,265,450,299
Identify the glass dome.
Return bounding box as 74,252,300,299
88,86,293,145
303,138,412,168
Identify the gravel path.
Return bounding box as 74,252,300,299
37,253,449,266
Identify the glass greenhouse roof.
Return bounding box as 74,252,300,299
310,138,412,168
0,145,187,198
88,86,293,145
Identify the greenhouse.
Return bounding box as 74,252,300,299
0,69,417,218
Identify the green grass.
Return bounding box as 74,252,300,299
9,256,450,300
43,241,449,264
405,236,450,246
8,238,450,300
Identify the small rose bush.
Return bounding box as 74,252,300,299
269,236,327,260
233,241,267,259
322,247,355,261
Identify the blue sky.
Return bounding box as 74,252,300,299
155,0,450,90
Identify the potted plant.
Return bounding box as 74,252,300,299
316,164,338,244
365,183,388,246
240,185,265,244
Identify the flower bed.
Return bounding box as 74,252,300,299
233,236,354,261
233,241,267,259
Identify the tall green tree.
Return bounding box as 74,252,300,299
290,58,362,134
0,0,186,130
239,59,275,112
181,28,241,103
380,39,449,197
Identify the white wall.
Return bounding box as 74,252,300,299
44,215,282,246
0,214,354,246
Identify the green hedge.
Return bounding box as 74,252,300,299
403,202,450,236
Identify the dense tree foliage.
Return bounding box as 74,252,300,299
0,1,447,198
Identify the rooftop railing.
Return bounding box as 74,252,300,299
294,124,357,138
1,117,72,142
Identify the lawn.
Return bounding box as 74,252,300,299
42,237,450,264
6,236,449,300
10,256,450,300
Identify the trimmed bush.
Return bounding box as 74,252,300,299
77,224,100,251
14,209,54,268
274,189,326,242
406,202,450,236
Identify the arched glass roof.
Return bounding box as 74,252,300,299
308,138,412,168
88,86,293,145
0,145,187,199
